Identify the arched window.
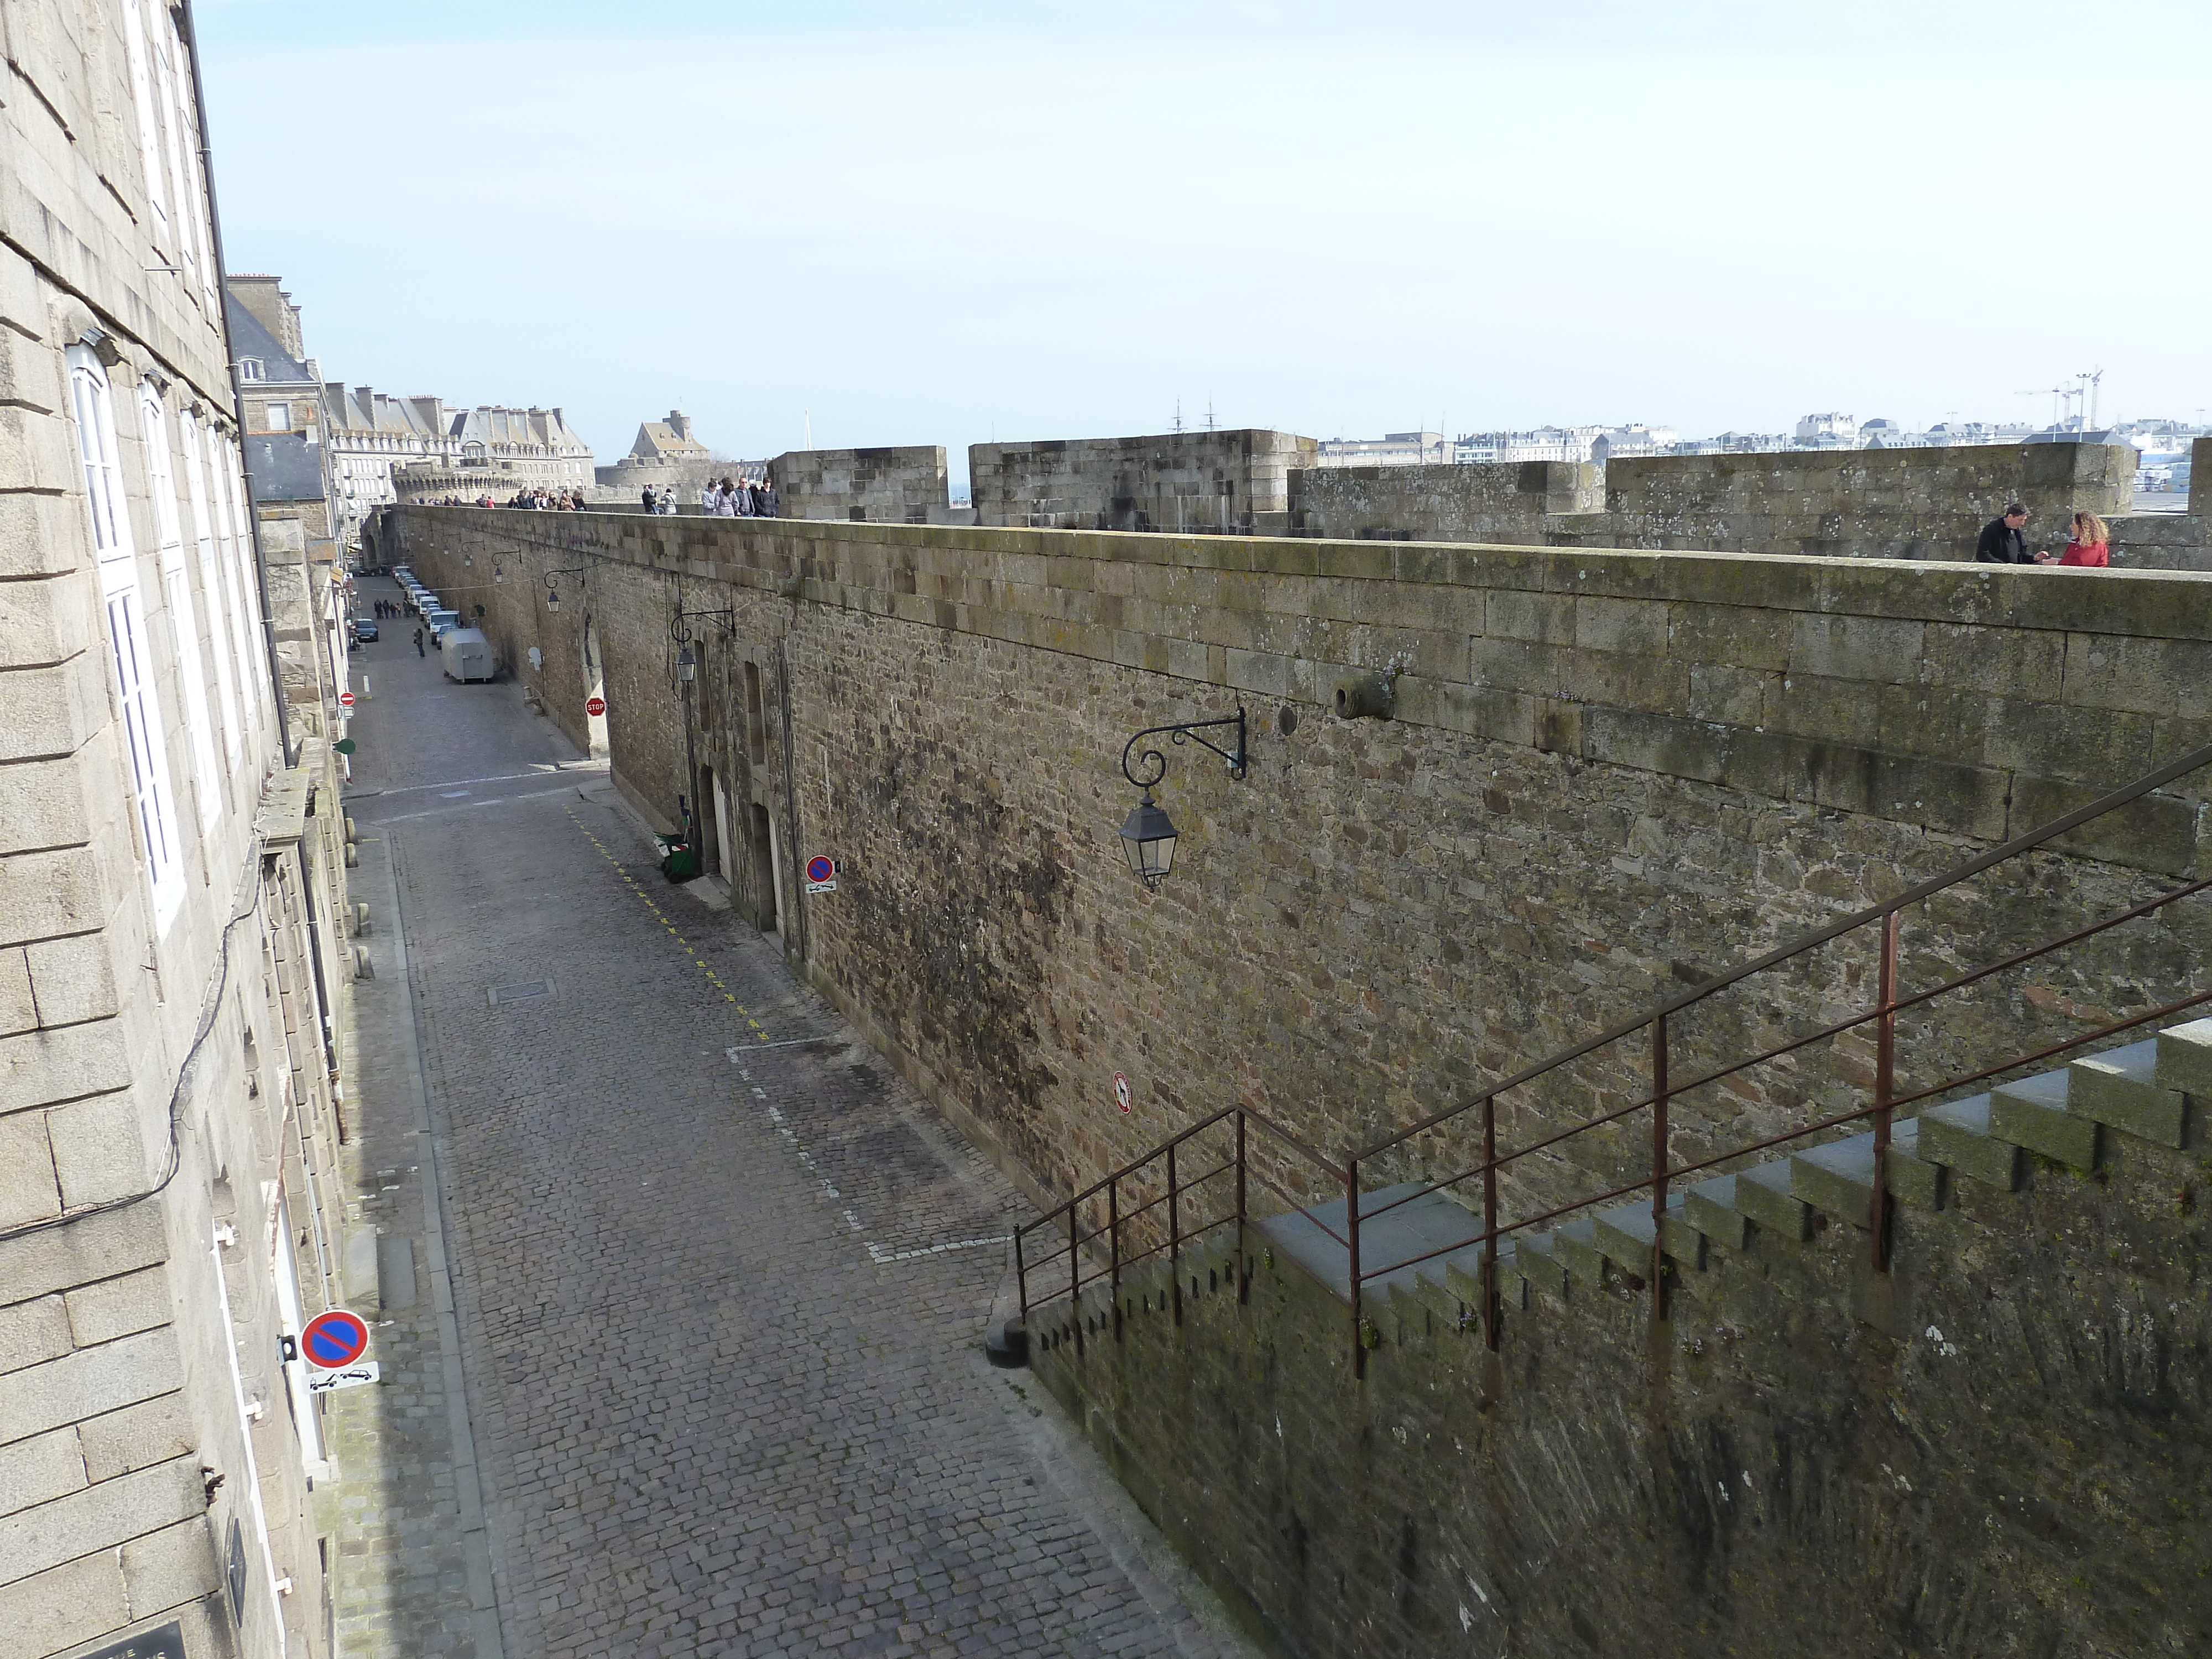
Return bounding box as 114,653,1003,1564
238,357,264,382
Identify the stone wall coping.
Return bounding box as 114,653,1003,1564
401,506,2212,640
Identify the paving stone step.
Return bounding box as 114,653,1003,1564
1990,1068,2099,1171
1509,1232,1568,1300
1912,1094,2021,1192
2069,1039,2187,1149
2154,1017,2212,1104
1730,1159,1811,1240
1551,1217,1606,1287
1446,1248,1525,1314
1682,1175,1750,1248
1591,1194,1702,1275
1787,1119,1942,1223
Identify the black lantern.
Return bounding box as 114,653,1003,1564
1115,708,1246,889
1118,791,1179,886
677,643,696,682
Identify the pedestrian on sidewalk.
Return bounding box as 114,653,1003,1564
414,626,426,658
2057,511,2111,567
1975,503,2041,564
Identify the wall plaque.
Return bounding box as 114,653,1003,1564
74,1621,186,1659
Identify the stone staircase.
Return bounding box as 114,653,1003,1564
1027,1018,2212,1355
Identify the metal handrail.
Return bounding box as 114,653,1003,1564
1016,740,2212,1377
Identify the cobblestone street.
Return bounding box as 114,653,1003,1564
325,580,1247,1659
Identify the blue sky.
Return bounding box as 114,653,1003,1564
197,1,2212,481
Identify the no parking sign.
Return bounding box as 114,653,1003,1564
806,855,837,894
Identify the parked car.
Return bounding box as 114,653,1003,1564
427,608,461,637
352,616,379,643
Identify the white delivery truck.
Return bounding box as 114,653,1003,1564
440,627,495,683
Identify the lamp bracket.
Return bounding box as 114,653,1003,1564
669,604,735,645
1121,708,1247,790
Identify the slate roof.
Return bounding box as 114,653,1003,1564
225,293,313,385
241,431,327,503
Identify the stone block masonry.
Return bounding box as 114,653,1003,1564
1285,440,2165,564
1290,460,1600,545
972,429,1317,531
769,445,950,523
388,507,2212,1233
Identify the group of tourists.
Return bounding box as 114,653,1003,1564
369,598,406,619
635,477,780,517
505,487,586,510
701,476,778,518
1975,505,2112,567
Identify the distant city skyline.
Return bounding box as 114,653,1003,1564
196,0,2212,492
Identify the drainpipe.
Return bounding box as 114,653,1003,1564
179,0,294,769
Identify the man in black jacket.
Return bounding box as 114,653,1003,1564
1976,503,2043,564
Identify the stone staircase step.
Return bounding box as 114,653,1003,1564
1915,1094,2022,1192
2069,1039,2187,1149
1446,1250,1524,1313
1412,1267,1480,1331
1682,1175,1750,1248
1507,1232,1568,1300
1730,1159,1812,1240
1552,1217,1606,1286
2154,1017,2212,1104
1591,1195,1702,1274
1787,1120,1942,1223
1990,1068,2099,1171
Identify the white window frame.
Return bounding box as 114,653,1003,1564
120,0,168,243
147,5,194,289
163,6,219,309
215,435,270,735
178,410,243,765
143,388,223,828
238,359,263,383
263,401,291,431
70,348,185,933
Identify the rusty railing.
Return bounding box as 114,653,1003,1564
1016,741,2212,1377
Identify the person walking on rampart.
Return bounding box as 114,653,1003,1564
2057,511,2111,567
1975,503,2040,564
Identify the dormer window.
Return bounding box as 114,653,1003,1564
238,358,264,382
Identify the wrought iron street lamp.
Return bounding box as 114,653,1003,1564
543,564,588,612
1117,708,1247,888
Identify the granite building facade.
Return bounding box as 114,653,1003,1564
3,4,359,1656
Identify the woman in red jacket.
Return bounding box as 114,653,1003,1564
2058,511,2111,566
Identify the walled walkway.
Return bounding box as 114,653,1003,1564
325,578,1248,1659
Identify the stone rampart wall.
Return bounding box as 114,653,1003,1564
1589,440,2139,561
386,509,2212,1243
768,445,948,523
971,430,1318,531
1289,461,1600,544
1282,442,2176,564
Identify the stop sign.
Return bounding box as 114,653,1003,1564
337,690,356,708
585,695,607,717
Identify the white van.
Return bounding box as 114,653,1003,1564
440,628,495,683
